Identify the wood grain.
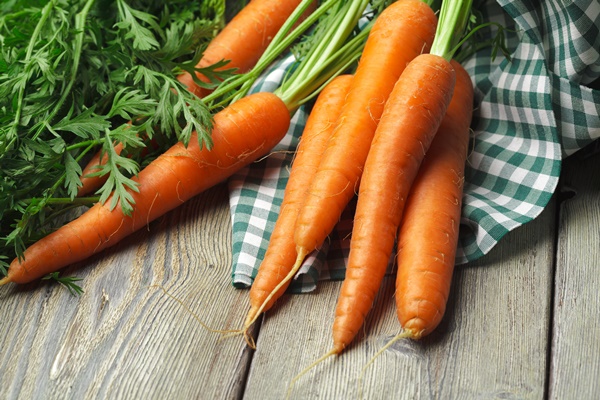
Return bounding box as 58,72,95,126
0,184,252,400
549,152,600,399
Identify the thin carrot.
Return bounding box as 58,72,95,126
332,53,456,352
285,2,440,388
0,92,290,286
177,0,317,98
395,60,474,339
292,0,437,266
77,0,317,197
355,2,477,388
329,0,479,354
242,74,353,336
357,62,474,390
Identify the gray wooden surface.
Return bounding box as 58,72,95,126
0,150,598,400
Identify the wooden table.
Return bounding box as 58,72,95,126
1,146,598,400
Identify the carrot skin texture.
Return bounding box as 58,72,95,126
4,93,290,285
178,0,317,98
293,0,437,257
332,53,457,351
395,61,474,339
246,75,353,325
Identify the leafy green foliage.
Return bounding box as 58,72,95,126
454,8,513,64
0,0,228,276
42,272,84,296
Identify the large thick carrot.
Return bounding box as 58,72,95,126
242,74,353,334
1,92,290,286
332,53,456,353
177,0,317,98
2,0,368,288
77,0,316,197
292,0,437,266
395,60,474,339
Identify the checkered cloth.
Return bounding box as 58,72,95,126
228,0,600,292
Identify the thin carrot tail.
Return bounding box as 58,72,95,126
0,276,10,286
357,330,414,400
286,347,339,400
242,248,309,341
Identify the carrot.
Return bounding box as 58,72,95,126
285,1,439,388
177,0,317,99
77,0,317,197
242,74,353,336
332,53,456,352
395,60,474,339
357,62,474,390
0,92,290,286
292,0,437,266
329,0,480,355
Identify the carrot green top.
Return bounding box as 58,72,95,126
430,0,473,60
205,0,374,113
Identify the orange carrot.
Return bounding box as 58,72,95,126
288,54,457,399
77,0,316,197
243,74,353,333
293,0,437,266
0,92,290,286
331,52,456,353
177,0,317,98
395,60,473,339
357,63,474,389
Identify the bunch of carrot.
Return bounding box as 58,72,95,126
0,0,373,286
240,0,477,377
2,0,478,365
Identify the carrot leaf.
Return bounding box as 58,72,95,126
42,272,84,296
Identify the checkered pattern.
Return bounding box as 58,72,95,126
229,0,600,292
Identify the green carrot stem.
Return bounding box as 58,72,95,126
278,19,372,110
275,0,371,110
33,0,97,140
205,0,338,107
430,0,473,61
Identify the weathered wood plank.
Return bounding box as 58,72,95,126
244,201,556,400
0,184,251,400
550,152,600,399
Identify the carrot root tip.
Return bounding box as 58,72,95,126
244,248,309,331
243,306,259,328
286,348,338,399
0,276,11,286
358,329,414,397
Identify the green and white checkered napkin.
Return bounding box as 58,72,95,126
228,0,600,292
